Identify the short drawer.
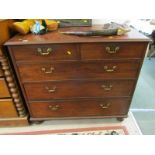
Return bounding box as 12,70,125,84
24,80,135,100
18,61,140,82
0,99,18,117
11,44,78,61
29,98,130,118
81,42,147,60
0,78,11,98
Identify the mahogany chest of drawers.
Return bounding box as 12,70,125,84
5,26,150,121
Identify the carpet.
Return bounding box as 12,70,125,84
0,112,142,135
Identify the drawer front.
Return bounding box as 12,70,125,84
29,98,130,118
0,68,3,77
81,42,147,60
0,99,18,117
11,44,78,61
24,80,135,100
0,78,11,98
18,61,140,82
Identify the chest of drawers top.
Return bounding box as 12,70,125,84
5,26,149,46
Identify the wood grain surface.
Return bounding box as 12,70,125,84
5,26,150,46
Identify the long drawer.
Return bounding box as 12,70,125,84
0,78,11,98
29,98,130,118
24,80,135,100
10,44,79,61
0,99,18,117
17,61,140,82
81,42,147,60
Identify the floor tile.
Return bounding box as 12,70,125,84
132,111,155,135
131,58,155,134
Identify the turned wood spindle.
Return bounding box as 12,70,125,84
0,51,26,117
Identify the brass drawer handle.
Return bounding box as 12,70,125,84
105,46,120,54
41,67,54,74
45,86,57,93
101,84,113,91
37,48,52,56
48,105,60,111
100,103,111,109
104,66,117,72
